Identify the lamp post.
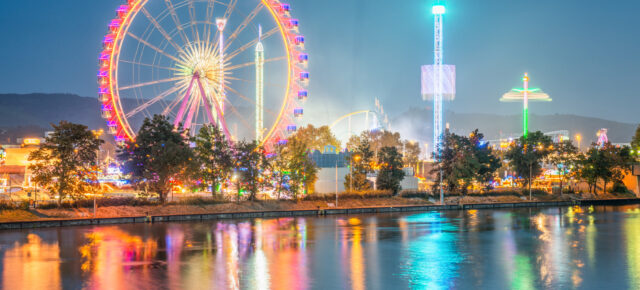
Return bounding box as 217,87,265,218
575,134,582,152
91,129,103,218
335,161,338,207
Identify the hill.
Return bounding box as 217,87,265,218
0,94,636,144
392,107,637,144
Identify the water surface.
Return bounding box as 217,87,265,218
1,205,639,289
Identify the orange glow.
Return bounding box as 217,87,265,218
22,138,41,145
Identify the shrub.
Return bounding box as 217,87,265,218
610,182,631,194
303,190,393,201
399,190,430,199
168,196,230,206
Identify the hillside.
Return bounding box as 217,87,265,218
0,94,636,144
392,107,637,144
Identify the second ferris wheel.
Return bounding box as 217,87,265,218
98,0,308,146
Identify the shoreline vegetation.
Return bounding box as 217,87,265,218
0,191,636,224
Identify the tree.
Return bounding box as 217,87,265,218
233,140,267,201
631,124,640,161
580,143,633,194
291,125,340,152
269,131,320,199
29,121,104,204
432,129,500,194
376,146,405,194
285,136,318,198
118,115,193,203
631,124,640,150
193,124,233,197
347,130,402,159
504,131,553,193
469,130,502,188
344,138,375,191
547,140,580,193
269,143,290,199
402,140,421,171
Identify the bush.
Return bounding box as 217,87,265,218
399,190,430,199
303,190,393,201
610,182,631,194
168,196,230,206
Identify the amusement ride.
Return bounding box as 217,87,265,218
98,0,308,147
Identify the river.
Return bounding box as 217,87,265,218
1,205,639,289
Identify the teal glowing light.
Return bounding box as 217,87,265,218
432,5,445,15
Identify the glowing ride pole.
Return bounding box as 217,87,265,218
523,73,529,138
432,3,445,205
216,18,227,128
255,25,264,141
500,74,551,139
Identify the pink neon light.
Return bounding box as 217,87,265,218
174,76,196,128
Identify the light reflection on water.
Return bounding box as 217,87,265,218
1,205,640,289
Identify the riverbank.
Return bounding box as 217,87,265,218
1,194,639,230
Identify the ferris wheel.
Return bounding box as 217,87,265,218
98,0,308,146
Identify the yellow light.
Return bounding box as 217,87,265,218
23,138,41,145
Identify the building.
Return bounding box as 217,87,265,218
0,138,41,194
309,146,419,193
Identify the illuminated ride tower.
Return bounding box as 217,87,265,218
216,18,227,127
501,73,551,138
255,25,265,141
432,3,444,156
422,3,455,158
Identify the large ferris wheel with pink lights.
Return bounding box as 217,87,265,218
98,0,308,146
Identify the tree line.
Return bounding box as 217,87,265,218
28,116,419,204
432,128,639,195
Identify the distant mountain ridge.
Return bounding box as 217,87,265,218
0,94,636,144
392,107,637,144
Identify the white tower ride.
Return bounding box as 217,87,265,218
255,25,265,141
216,18,227,126
432,3,445,157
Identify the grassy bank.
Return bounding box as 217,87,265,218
0,191,636,223
0,196,429,222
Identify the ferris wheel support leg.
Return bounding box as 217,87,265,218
196,77,231,138
194,78,216,127
184,94,200,132
174,76,197,128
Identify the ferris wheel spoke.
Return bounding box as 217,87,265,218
119,76,183,91
164,0,191,46
204,0,216,42
226,56,286,71
226,27,279,61
222,0,238,21
140,7,185,55
222,97,254,137
120,59,181,72
162,92,187,117
127,32,185,65
224,85,278,118
188,0,198,42
224,2,264,51
126,85,181,118
227,76,286,89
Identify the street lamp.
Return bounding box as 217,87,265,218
575,134,582,151
90,129,104,218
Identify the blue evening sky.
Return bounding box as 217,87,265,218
0,0,638,125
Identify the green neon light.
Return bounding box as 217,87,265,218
523,107,528,138
512,88,541,93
